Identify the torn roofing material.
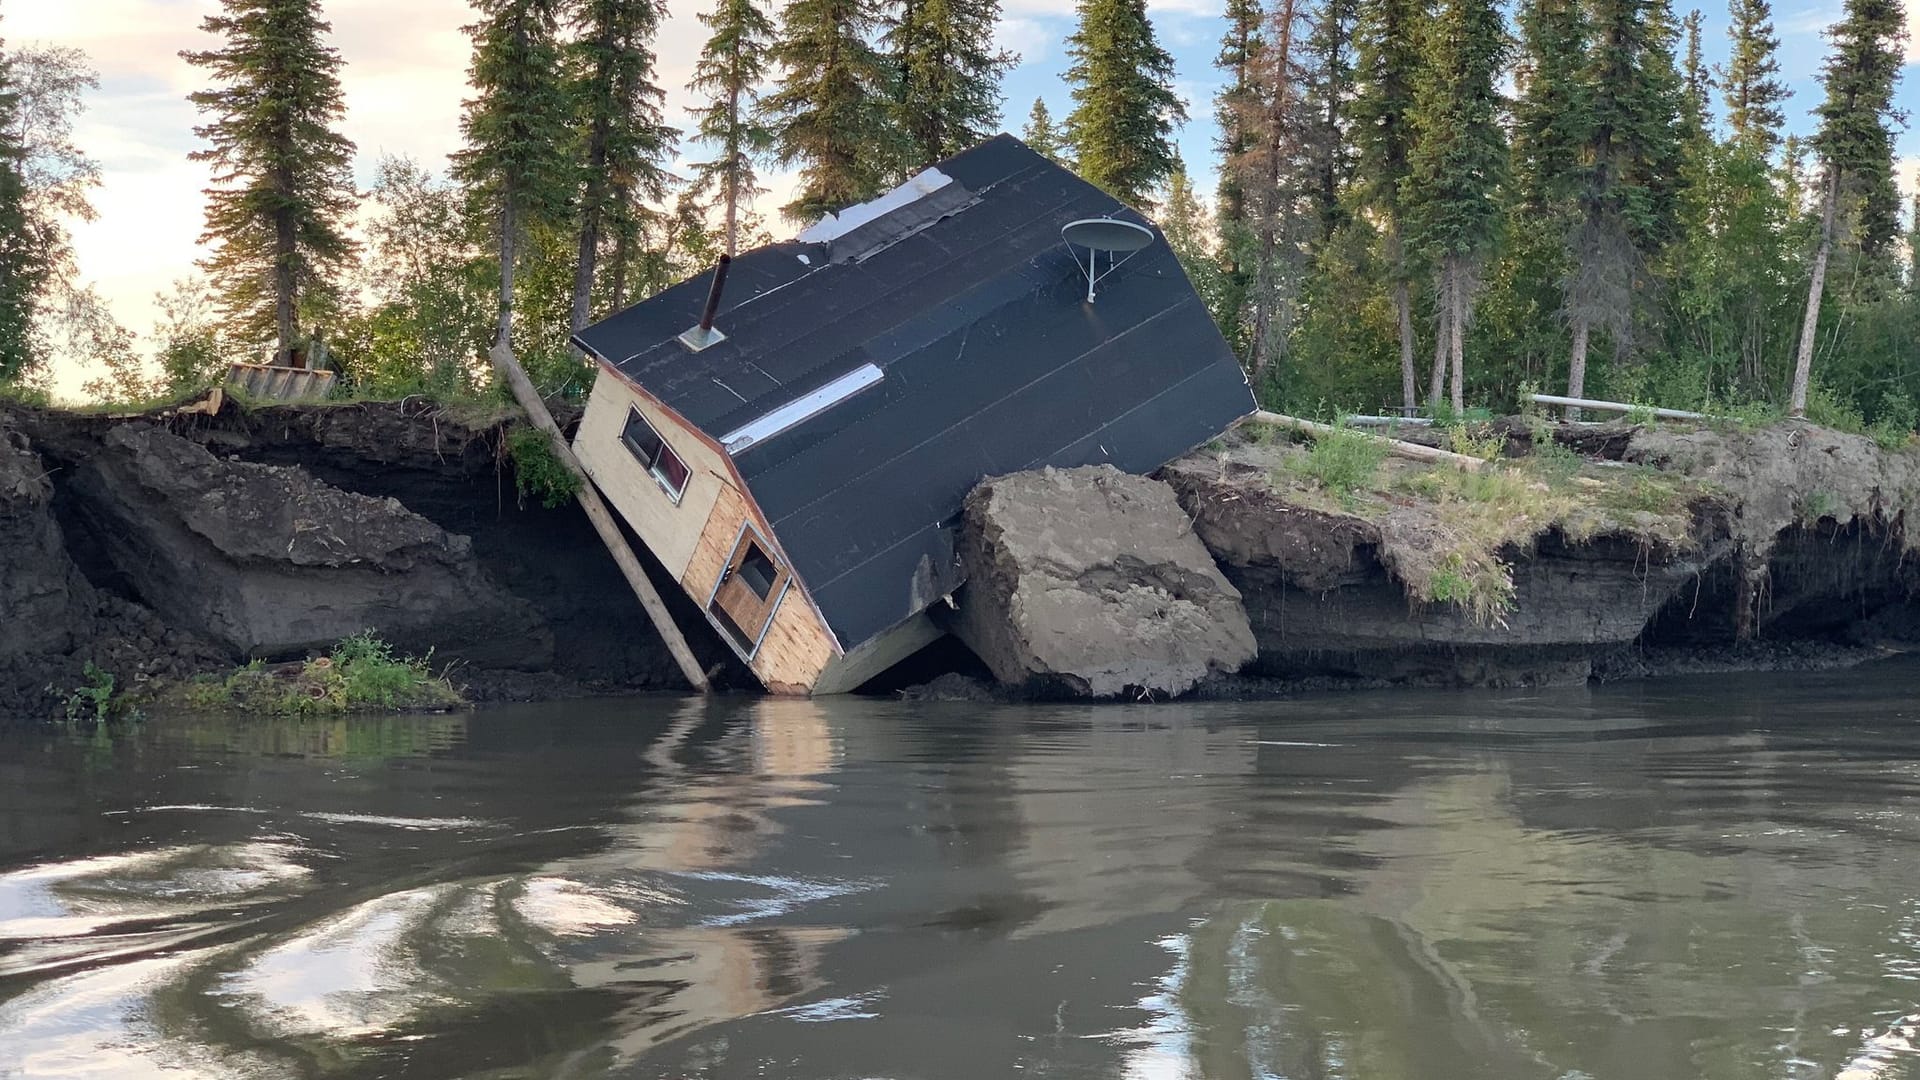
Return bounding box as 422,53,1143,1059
574,134,1255,650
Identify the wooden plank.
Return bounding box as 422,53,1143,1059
1244,410,1489,472
488,341,710,692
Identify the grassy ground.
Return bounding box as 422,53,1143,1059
1228,417,1705,625
153,633,466,716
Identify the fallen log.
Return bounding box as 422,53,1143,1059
1243,409,1489,472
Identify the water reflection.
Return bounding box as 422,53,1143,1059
1,665,1919,1078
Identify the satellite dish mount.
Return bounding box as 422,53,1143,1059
1061,217,1156,303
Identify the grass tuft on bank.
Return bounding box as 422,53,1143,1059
1224,418,1703,626
163,632,465,715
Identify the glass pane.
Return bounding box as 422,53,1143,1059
621,409,664,467
653,444,690,497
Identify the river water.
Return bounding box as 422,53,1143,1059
3,661,1920,1079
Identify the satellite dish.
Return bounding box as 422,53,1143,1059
1061,217,1156,303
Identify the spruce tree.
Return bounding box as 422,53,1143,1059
568,0,675,333
456,0,575,352
1212,0,1263,356
1062,0,1186,208
1352,0,1427,411
1561,0,1686,407
1788,0,1906,415
1022,97,1065,162
1160,159,1221,310
1717,0,1788,152
762,0,896,222
687,0,777,254
182,0,358,365
0,34,37,383
1303,0,1358,245
1404,0,1507,412
886,0,1013,170
1680,9,1712,137
1237,0,1315,377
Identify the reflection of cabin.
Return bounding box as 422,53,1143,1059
570,134,1253,695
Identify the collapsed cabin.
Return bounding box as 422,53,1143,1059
570,134,1254,694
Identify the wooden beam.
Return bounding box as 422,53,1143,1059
489,342,711,692
1245,410,1489,472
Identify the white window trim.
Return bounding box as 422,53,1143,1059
620,407,689,504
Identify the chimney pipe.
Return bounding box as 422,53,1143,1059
678,255,733,351
700,255,731,331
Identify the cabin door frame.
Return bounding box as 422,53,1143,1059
705,522,791,659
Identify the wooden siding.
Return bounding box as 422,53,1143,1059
572,367,730,580
681,483,839,695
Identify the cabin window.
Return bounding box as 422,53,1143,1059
621,408,689,501
736,541,778,600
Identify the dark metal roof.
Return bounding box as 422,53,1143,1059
575,134,1255,650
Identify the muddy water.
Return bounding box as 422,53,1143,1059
4,662,1920,1079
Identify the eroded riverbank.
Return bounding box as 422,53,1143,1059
4,397,1919,716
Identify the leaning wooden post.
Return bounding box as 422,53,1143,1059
489,342,711,692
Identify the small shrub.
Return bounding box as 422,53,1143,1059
162,634,463,715
65,662,118,722
1527,432,1583,483
1799,489,1844,523
1289,422,1388,503
506,426,582,509
1445,423,1506,461
1624,403,1658,426
1869,390,1916,451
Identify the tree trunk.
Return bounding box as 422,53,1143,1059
570,201,602,337
1790,171,1839,418
1427,304,1448,408
723,82,742,257
1449,269,1465,414
1395,278,1416,415
494,200,517,351
1566,315,1590,421
275,201,297,367
609,212,631,312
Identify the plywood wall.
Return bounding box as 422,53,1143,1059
680,483,839,695
572,367,730,581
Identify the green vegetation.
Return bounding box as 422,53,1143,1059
1233,420,1700,625
168,632,464,716
64,661,135,723
506,424,582,508
1284,421,1389,505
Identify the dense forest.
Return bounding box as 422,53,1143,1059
0,0,1911,431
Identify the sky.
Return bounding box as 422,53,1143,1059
10,0,1920,399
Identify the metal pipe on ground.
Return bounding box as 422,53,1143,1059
1527,393,1706,421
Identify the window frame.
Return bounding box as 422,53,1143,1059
620,407,690,503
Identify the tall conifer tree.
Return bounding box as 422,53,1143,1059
0,30,36,383
1352,0,1426,410
183,0,357,364
1788,0,1906,414
1680,9,1712,136
688,0,777,255
456,0,575,352
763,0,896,221
568,0,675,333
1561,0,1686,406
1022,97,1065,162
1303,0,1358,245
887,0,1013,170
1717,0,1788,153
1405,0,1507,412
1062,0,1186,207
1213,0,1264,356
